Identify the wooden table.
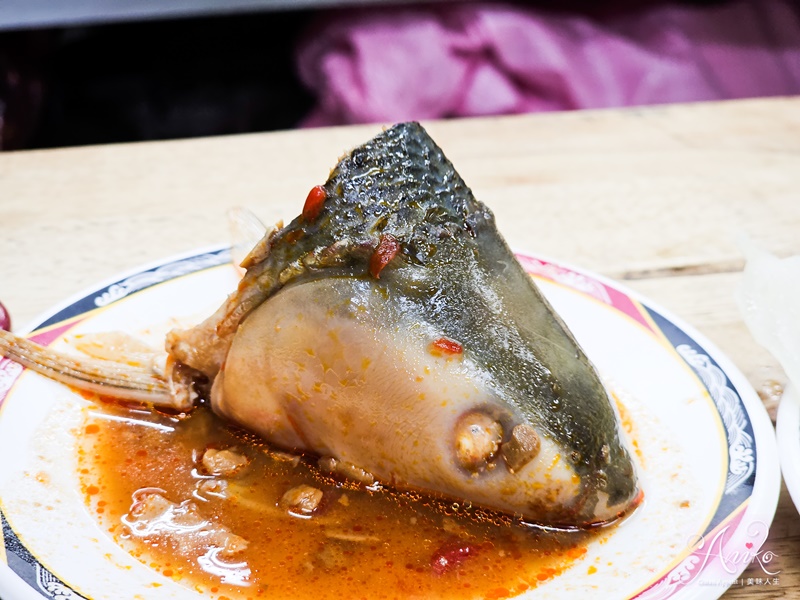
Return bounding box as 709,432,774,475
1,97,799,598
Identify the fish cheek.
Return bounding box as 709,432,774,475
214,305,316,451
211,279,416,463
215,277,585,523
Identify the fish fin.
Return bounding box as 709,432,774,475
230,207,281,272
0,330,192,411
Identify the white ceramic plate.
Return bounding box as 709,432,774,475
0,247,781,600
776,385,800,514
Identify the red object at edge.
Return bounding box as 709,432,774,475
0,300,10,331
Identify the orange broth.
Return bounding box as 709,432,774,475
77,401,602,600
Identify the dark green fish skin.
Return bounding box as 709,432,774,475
169,122,639,526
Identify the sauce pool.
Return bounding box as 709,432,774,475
78,401,603,600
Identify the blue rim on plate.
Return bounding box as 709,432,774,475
0,247,781,600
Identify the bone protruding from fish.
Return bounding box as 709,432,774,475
454,411,503,474
501,424,541,473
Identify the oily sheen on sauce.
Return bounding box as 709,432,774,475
77,399,609,600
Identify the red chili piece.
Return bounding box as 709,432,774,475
431,337,463,355
369,234,400,278
302,185,327,221
431,542,477,576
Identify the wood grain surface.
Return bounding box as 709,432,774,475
1,96,799,598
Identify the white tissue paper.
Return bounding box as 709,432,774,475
737,235,800,389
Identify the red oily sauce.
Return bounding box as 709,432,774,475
78,401,603,600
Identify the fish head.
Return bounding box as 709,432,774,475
171,122,641,528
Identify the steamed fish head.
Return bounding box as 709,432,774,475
169,121,641,528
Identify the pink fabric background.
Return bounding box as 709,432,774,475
297,1,800,126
